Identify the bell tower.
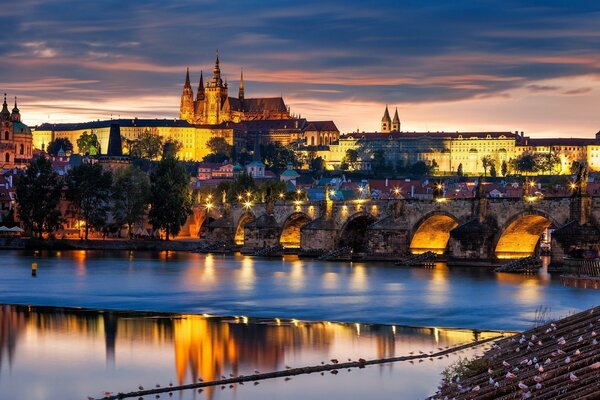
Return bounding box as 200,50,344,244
179,68,195,123
205,51,228,124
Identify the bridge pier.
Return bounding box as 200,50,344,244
241,214,280,253
447,218,498,264
299,219,337,255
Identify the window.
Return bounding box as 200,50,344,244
4,153,9,163
19,144,24,154
4,131,8,140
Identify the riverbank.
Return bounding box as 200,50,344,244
17,237,203,252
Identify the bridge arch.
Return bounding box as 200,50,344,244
409,211,460,255
234,212,255,246
198,216,215,238
279,212,312,249
338,212,377,252
494,210,556,259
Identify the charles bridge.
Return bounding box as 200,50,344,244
197,189,600,264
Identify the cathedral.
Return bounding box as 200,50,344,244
1,94,33,168
179,53,291,125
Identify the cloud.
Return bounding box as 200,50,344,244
562,87,593,95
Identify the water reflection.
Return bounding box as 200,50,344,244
0,305,500,400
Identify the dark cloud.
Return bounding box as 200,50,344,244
1,0,599,130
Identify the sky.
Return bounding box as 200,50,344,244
1,0,599,137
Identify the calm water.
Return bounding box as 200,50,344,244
0,305,499,400
0,250,598,331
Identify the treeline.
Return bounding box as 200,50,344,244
15,155,191,240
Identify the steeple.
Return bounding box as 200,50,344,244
381,105,391,133
211,50,223,87
196,71,205,101
179,68,195,122
184,67,191,87
238,68,245,102
0,93,10,121
11,96,21,122
392,107,400,132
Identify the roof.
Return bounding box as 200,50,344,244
521,138,600,147
281,169,299,177
236,118,306,133
12,121,31,134
342,131,518,140
37,118,194,131
242,97,287,113
304,121,339,132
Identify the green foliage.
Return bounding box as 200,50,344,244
571,160,582,175
258,179,288,202
112,165,151,238
490,163,497,177
162,139,183,160
66,163,113,239
310,156,326,177
227,172,257,202
341,149,359,170
125,130,163,160
204,137,233,163
457,163,463,177
501,160,508,177
15,157,63,238
260,143,298,172
47,138,73,156
149,156,192,240
514,153,537,175
410,161,430,177
77,132,100,155
481,155,495,176
534,152,561,175
430,159,439,174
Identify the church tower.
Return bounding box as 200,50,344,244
391,108,400,132
205,51,228,124
194,71,205,123
179,68,195,123
238,68,245,105
381,105,391,133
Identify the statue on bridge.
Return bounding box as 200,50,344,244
573,163,588,197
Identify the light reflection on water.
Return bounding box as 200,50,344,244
0,250,598,331
0,305,499,400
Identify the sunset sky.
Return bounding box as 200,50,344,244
2,0,599,137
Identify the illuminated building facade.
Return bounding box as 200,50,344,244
180,53,291,125
0,94,33,169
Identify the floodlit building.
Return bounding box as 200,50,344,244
0,94,34,169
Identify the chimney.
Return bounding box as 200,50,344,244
385,178,388,187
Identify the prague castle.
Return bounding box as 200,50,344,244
1,94,33,169
180,53,290,124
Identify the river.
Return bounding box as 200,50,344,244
0,250,598,399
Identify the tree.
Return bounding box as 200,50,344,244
534,151,561,175
501,160,508,177
515,154,537,175
457,163,463,177
258,179,288,203
149,156,193,240
490,163,497,178
76,132,100,155
260,143,297,172
66,163,113,239
481,155,494,176
207,136,233,156
47,138,73,156
409,161,430,177
310,156,326,177
162,139,183,159
15,157,63,238
227,172,257,202
125,130,163,159
112,165,151,238
371,149,388,175
342,149,359,170
430,159,439,175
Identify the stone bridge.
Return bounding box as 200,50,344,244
203,193,600,263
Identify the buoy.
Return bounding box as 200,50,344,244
32,262,38,277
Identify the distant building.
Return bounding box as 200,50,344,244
0,94,34,169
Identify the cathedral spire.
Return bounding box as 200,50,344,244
184,67,191,87
211,50,222,87
11,96,20,122
381,105,391,133
196,71,205,101
239,68,245,102
392,107,400,132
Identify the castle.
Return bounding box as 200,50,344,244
180,53,291,125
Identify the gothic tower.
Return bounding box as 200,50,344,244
179,68,195,123
381,105,391,133
205,51,228,124
392,108,400,132
238,68,245,104
194,71,205,122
